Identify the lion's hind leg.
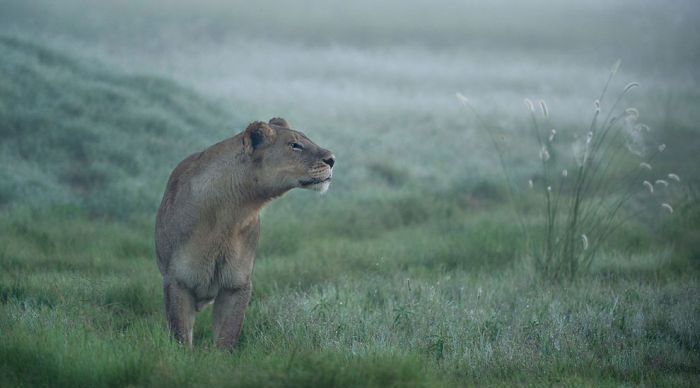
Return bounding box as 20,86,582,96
212,282,252,350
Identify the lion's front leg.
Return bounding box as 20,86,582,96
164,279,196,349
212,282,252,349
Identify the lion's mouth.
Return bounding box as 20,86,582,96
300,176,332,186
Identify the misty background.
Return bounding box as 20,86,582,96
2,0,698,214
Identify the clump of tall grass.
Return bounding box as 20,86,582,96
458,61,681,281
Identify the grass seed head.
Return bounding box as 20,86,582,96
562,169,568,177
611,59,621,75
581,234,589,250
643,180,654,194
668,173,680,182
540,100,548,117
639,162,652,170
623,82,640,93
658,144,666,152
455,92,469,106
661,203,673,213
524,98,535,113
625,108,639,119
655,179,669,187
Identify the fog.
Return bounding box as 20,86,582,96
4,0,698,194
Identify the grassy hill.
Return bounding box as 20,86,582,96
0,35,236,219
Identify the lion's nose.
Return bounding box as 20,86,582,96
323,155,335,168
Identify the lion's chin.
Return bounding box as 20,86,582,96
299,176,331,194
299,177,331,193
312,180,331,193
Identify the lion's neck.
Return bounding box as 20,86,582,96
198,156,287,226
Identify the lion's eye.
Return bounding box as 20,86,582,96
290,142,304,152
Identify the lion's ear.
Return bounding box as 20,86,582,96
243,121,276,153
268,117,290,128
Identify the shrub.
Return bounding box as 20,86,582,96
458,62,683,281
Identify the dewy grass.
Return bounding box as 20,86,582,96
2,208,698,387
459,61,684,281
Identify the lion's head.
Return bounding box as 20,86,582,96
242,118,335,195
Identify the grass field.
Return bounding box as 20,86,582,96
1,1,699,386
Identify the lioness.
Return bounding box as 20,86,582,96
155,118,334,349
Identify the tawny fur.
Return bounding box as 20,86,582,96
155,118,334,349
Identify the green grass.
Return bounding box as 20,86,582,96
1,32,699,386
1,207,698,387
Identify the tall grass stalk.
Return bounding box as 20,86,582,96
459,62,677,281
